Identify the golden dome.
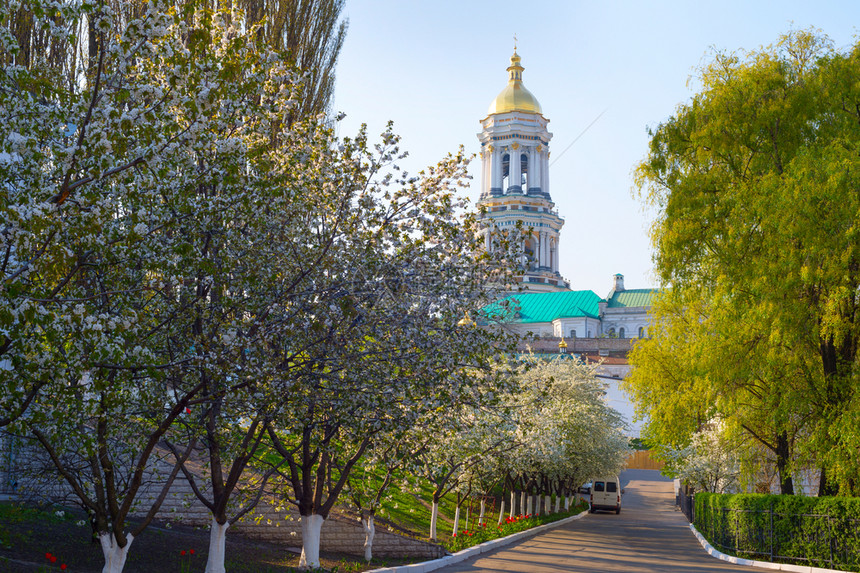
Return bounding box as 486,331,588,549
487,51,542,115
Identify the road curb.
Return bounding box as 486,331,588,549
688,523,849,573
366,511,588,573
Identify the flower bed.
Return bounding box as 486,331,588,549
442,502,589,553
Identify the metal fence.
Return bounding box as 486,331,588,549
677,493,694,523
693,501,860,571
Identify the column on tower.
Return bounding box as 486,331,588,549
531,146,542,191
536,231,543,268
541,150,550,197
526,147,534,192
509,144,521,192
546,233,552,269
481,147,488,198
491,145,502,193
541,232,549,269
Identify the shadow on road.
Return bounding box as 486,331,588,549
436,469,772,573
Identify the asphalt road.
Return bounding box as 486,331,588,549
435,469,771,573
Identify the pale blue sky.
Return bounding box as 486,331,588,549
332,1,860,294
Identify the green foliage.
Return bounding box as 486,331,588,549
628,438,650,451
630,29,860,495
694,492,860,570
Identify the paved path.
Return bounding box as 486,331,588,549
435,469,770,573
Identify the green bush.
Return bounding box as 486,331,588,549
694,492,860,571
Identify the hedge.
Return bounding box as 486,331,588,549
693,492,860,571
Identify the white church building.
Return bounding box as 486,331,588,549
477,49,658,343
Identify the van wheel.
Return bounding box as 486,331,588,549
615,507,621,514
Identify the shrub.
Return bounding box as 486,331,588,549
694,492,860,570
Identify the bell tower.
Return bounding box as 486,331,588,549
478,50,569,292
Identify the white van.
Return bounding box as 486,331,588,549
589,477,623,514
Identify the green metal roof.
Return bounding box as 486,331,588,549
484,290,602,323
607,289,658,308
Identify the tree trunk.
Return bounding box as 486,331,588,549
205,517,228,573
99,532,133,573
429,500,439,541
509,491,516,518
775,431,794,495
818,467,839,496
299,514,325,570
565,495,570,510
498,500,505,525
361,512,375,562
520,491,526,516
545,494,551,514
478,499,486,526
554,495,561,513
452,505,460,536
526,495,533,516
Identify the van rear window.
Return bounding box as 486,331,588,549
594,482,605,492
607,482,617,493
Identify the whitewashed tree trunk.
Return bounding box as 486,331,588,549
526,495,533,516
99,532,134,573
565,495,570,510
545,494,551,514
498,500,506,525
520,491,527,515
430,501,439,541
478,499,486,526
298,514,325,570
554,495,561,513
361,514,375,562
452,505,460,536
510,491,516,518
205,517,228,573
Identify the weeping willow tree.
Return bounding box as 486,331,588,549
629,30,860,496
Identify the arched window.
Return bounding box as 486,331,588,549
570,329,576,338
638,326,644,338
619,327,625,339
608,327,616,338
521,153,528,187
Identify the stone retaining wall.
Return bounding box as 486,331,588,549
235,504,445,559
2,438,444,559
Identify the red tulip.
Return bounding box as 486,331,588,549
61,565,67,571
181,550,186,556
46,553,53,560
189,549,195,555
